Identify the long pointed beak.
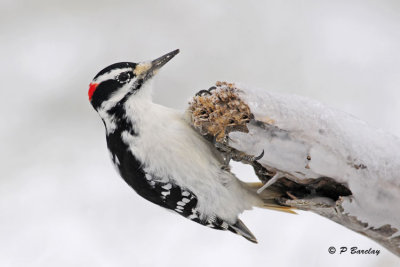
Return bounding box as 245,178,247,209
134,49,180,79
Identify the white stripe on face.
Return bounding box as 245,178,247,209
93,68,132,84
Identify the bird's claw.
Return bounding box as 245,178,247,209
208,86,217,92
195,86,217,97
195,90,212,96
243,150,264,162
253,150,264,161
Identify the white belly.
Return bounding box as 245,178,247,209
122,101,256,222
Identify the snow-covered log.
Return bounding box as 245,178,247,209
187,82,400,256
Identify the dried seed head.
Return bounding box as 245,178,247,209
188,82,253,142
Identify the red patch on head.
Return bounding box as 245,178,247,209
88,83,98,100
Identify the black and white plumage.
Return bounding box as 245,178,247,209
88,50,279,243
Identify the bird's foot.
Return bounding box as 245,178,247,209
195,89,212,96
214,140,264,165
242,150,264,162
194,86,218,96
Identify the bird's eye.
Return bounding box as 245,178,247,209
117,72,130,83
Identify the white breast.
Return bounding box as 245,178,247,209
122,98,257,223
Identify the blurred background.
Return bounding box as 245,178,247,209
1,0,399,266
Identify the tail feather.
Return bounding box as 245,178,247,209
229,219,258,243
245,182,297,214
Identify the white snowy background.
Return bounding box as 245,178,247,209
1,0,399,266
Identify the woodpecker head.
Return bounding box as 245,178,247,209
88,49,179,111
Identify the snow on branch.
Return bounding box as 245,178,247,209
187,82,400,256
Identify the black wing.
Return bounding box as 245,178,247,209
107,135,257,242
143,172,258,243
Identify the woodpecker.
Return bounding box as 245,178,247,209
88,49,290,243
